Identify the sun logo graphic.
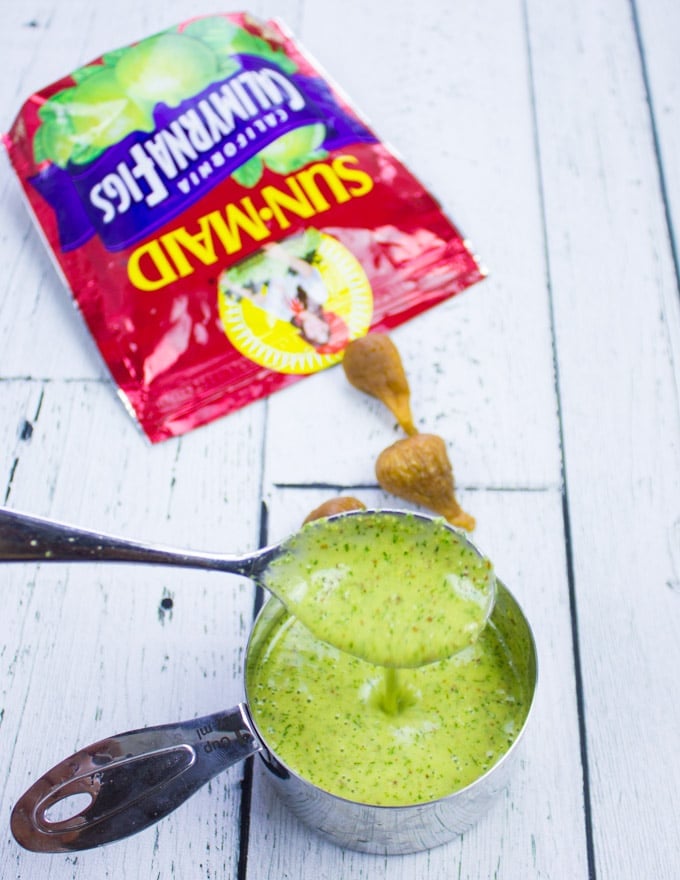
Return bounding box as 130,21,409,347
217,229,373,374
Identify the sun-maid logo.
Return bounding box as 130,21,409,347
126,155,375,291
217,230,373,374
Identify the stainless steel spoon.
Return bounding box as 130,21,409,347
0,506,282,582
0,506,496,669
1,506,505,853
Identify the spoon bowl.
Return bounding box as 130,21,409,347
0,507,496,667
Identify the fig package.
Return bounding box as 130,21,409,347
4,12,485,442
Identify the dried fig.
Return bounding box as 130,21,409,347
375,433,475,531
342,333,417,436
303,496,367,524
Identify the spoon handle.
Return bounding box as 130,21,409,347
0,507,266,578
11,704,261,852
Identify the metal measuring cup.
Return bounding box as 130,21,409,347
10,579,536,855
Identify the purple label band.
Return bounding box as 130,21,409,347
30,56,376,253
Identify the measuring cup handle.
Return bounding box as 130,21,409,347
10,704,261,852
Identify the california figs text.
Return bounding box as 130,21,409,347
89,66,306,224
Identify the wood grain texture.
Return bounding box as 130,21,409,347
266,0,562,491
634,0,680,276
0,383,266,879
526,0,680,875
0,0,678,877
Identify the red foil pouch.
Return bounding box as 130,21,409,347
4,13,485,442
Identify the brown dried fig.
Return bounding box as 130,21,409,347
375,434,475,531
342,333,417,436
303,496,367,524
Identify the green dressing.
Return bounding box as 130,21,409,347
262,513,495,668
246,610,528,806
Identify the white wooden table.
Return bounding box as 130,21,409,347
1,1,679,877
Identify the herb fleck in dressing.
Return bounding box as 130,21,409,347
262,513,495,668
247,611,528,806
250,513,524,806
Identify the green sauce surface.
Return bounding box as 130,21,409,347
262,513,495,667
247,610,528,806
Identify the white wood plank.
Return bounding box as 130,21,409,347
526,0,680,876
265,0,562,491
633,0,680,427
634,0,680,275
244,486,588,879
0,381,267,879
0,381,45,497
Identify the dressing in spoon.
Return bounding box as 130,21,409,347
0,507,495,668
